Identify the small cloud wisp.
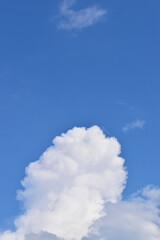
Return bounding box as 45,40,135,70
58,0,107,30
122,120,146,132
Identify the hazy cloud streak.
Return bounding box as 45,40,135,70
122,120,146,132
58,0,107,30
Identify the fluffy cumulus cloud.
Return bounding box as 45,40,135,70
85,186,160,240
0,126,159,240
0,126,126,240
58,0,107,30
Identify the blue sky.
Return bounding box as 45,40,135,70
0,0,159,238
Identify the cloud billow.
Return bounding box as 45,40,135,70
85,186,160,240
0,126,126,240
0,126,159,240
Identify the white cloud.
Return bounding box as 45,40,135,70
58,0,107,30
0,232,62,240
26,232,64,240
0,126,126,240
0,126,159,240
122,120,146,132
85,186,160,240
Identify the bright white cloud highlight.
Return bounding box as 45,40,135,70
58,0,107,30
0,126,126,240
122,120,146,132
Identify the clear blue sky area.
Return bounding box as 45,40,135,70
0,0,159,230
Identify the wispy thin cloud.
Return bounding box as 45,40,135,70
58,0,107,30
122,120,146,132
